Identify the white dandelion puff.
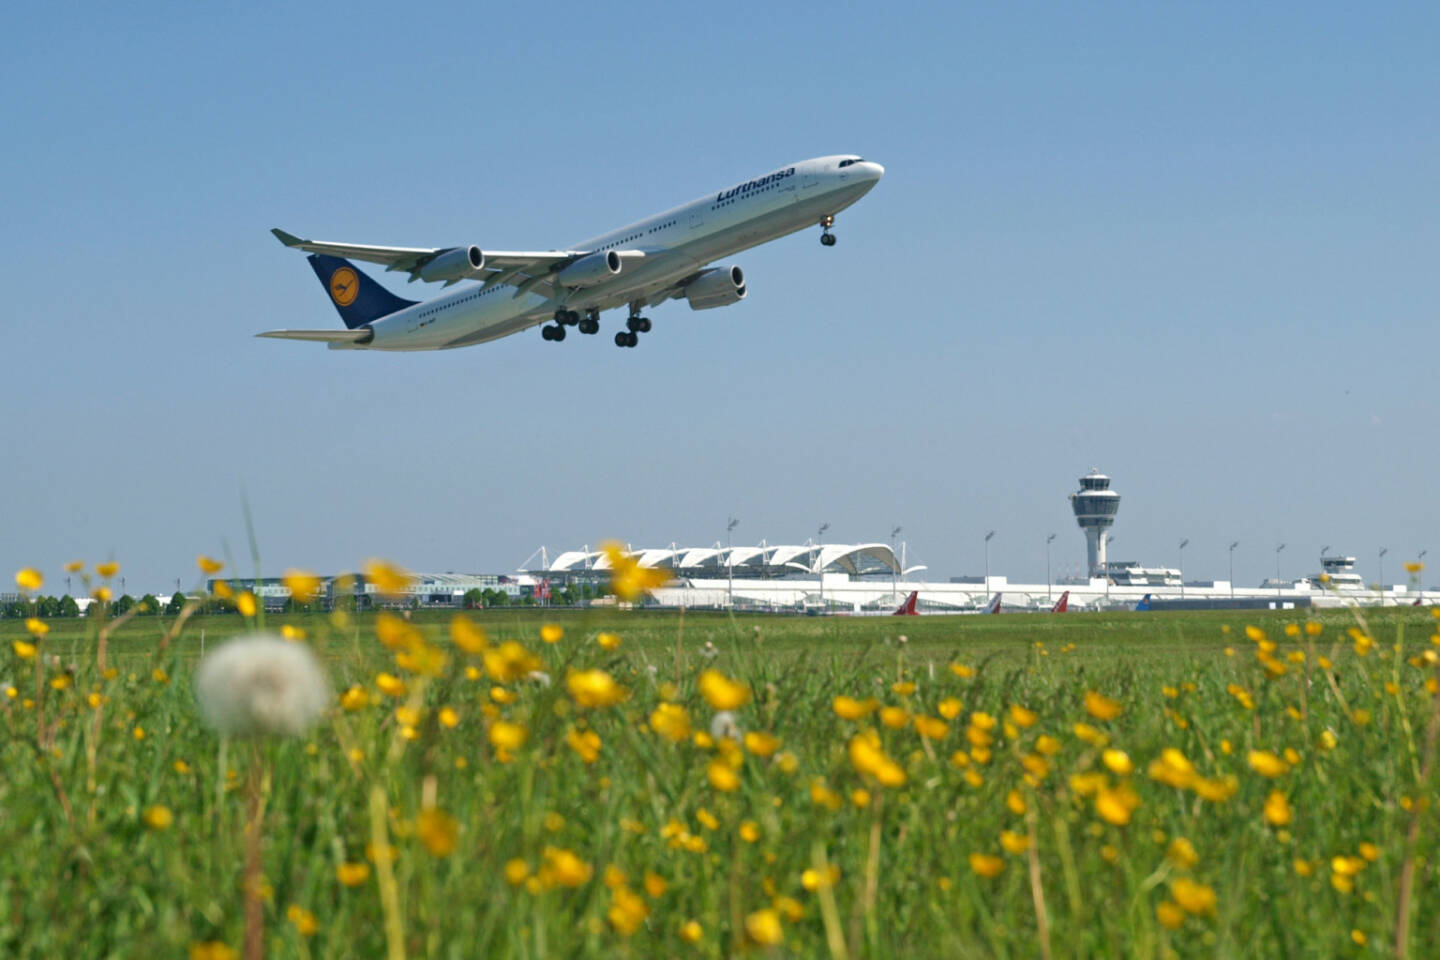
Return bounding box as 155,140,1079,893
193,633,329,737
710,710,742,742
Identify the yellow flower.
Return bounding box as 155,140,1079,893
1073,722,1108,746
1167,837,1199,870
608,884,650,935
1358,842,1379,862
189,942,238,960
913,715,949,739
1036,734,1061,755
375,673,407,697
679,920,702,943
937,697,963,719
566,727,601,763
1000,830,1029,854
482,642,542,683
743,908,783,946
63,560,84,573
833,695,878,719
949,662,975,678
143,805,174,830
196,555,224,575
707,759,740,792
848,731,907,787
211,580,233,600
364,558,413,596
448,614,487,653
283,569,321,603
1008,704,1037,728
850,788,871,808
744,731,782,756
279,624,306,641
541,846,592,887
336,862,370,887
489,721,528,750
92,585,113,603
438,706,460,728
15,568,43,592
1170,877,1216,915
596,632,621,651
649,702,692,743
540,623,563,644
1102,749,1133,776
286,905,318,937
13,640,37,660
236,592,257,617
25,618,49,637
566,669,627,708
1084,691,1123,721
1263,790,1291,826
1095,784,1140,826
802,866,840,890
968,852,1005,877
600,541,670,601
892,680,916,695
50,674,71,691
1247,750,1288,778
504,859,530,886
1156,900,1185,929
880,706,911,729
489,686,517,704
698,669,751,710
1293,858,1313,876
1405,561,1424,574
416,808,459,857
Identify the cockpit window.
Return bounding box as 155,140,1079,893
838,157,864,168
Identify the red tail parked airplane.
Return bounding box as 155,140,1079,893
892,590,919,615
1051,590,1069,613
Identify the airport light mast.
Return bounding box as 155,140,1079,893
1070,470,1120,578
1228,542,1239,599
1179,539,1188,599
984,530,995,595
1046,533,1056,603
726,516,738,609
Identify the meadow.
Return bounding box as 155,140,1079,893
3,575,1438,958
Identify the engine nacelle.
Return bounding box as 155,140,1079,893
556,250,622,287
417,246,485,283
684,266,746,310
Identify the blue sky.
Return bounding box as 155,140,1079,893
4,2,1436,594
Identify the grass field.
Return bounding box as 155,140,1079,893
3,599,1438,958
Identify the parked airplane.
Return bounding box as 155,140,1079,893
261,155,884,351
1051,590,1070,613
893,591,919,616
982,592,1003,615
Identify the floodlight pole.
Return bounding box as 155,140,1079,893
1376,544,1388,604
984,530,995,597
1275,543,1286,596
817,522,829,610
1178,539,1188,599
726,516,738,610
1228,542,1239,599
890,525,902,603
1046,533,1056,602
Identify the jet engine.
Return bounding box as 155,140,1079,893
556,250,622,287
417,246,485,283
684,266,746,310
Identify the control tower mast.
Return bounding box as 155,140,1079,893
1070,469,1120,577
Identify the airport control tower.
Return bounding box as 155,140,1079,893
1070,469,1121,577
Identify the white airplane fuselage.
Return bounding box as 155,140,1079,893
349,155,883,350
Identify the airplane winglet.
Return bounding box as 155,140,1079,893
271,227,306,247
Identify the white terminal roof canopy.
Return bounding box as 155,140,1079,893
541,544,900,576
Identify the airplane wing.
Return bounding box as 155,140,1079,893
271,228,581,290
255,328,373,343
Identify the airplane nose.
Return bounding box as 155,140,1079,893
858,160,884,182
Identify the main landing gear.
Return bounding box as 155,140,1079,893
544,307,599,341
614,310,650,348
578,309,600,335
819,214,837,246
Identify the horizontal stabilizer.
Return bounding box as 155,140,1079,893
256,329,373,343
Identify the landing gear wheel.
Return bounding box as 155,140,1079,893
820,232,836,246
637,316,652,333
626,315,641,333
625,331,639,347
564,310,580,325
579,316,599,335
544,323,566,341
614,331,629,348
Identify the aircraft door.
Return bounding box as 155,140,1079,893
689,210,704,230
799,165,819,194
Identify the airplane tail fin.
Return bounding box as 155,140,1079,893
305,253,418,329
1051,590,1069,614
1135,593,1152,612
984,592,1002,614
893,590,918,615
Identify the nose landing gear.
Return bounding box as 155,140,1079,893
819,214,836,246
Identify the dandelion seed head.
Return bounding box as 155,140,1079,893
193,633,330,738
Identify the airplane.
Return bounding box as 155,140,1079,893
1051,590,1070,613
261,155,884,351
981,592,1002,615
1135,594,1152,612
892,590,919,616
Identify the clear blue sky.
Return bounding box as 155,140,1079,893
4,2,1436,595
